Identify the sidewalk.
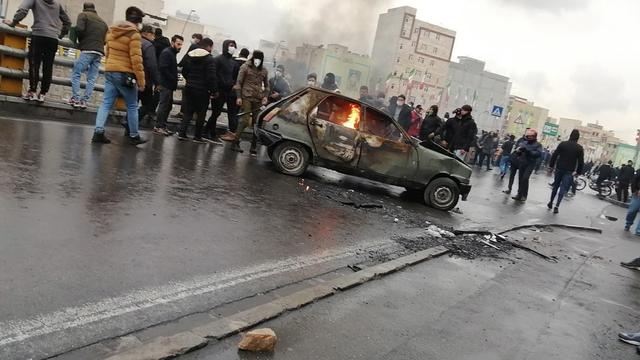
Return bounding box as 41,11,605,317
181,225,640,360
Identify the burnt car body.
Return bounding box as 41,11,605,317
256,87,472,211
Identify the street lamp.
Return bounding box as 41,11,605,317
180,9,196,37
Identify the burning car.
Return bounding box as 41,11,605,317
256,87,472,211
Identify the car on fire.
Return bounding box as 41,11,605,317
256,87,472,211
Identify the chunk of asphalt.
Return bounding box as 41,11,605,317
100,246,449,360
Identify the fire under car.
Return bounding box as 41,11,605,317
256,87,472,211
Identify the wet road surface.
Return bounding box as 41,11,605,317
0,116,622,359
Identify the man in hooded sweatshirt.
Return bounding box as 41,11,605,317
177,38,217,143
205,39,239,143
232,50,269,155
510,128,543,202
547,129,584,213
4,0,71,102
91,6,146,145
69,2,107,109
419,105,443,141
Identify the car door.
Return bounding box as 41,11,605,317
357,107,419,184
307,96,362,168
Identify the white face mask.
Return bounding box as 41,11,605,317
275,70,282,77
253,59,262,67
397,100,405,107
228,46,236,55
137,23,143,31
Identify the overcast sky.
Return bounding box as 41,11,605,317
164,0,639,144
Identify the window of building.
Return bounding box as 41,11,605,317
396,57,400,63
426,72,432,79
435,33,441,40
418,57,425,64
399,43,403,49
433,47,438,55
414,28,419,34
411,41,417,47
430,60,435,66
393,71,397,76
421,44,428,51
408,55,414,61
401,30,406,37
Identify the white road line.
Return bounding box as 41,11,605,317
0,240,394,347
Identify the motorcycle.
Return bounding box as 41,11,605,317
587,178,613,197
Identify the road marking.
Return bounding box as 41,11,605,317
0,240,394,348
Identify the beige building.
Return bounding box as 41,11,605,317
4,0,164,27
295,43,372,99
503,95,549,136
371,6,456,107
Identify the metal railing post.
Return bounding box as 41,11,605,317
0,23,27,96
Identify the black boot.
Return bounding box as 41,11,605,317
92,132,111,144
129,136,147,146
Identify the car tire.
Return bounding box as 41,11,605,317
272,141,310,176
424,177,459,211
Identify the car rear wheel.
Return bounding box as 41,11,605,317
424,177,460,211
272,141,310,176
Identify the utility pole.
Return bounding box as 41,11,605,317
180,10,196,37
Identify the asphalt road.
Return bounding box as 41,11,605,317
0,116,627,359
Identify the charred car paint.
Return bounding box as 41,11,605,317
257,87,472,211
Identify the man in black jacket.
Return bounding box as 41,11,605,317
617,160,635,203
419,105,442,141
153,28,170,59
547,129,584,213
597,160,614,188
139,25,160,126
268,64,292,104
388,95,412,130
177,38,217,143
624,169,640,235
441,105,478,159
153,34,183,136
204,39,238,142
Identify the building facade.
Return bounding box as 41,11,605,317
371,6,456,108
502,95,549,137
444,56,511,132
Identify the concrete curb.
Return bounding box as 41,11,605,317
497,223,603,234
101,246,449,360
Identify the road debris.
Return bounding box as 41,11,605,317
238,328,278,352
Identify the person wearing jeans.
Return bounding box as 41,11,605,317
4,0,71,102
625,170,640,235
70,2,107,108
154,35,183,135
547,129,584,213
91,6,146,145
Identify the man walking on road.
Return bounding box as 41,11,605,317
547,129,584,214
624,168,640,235
617,160,634,203
153,34,183,136
91,6,147,145
69,2,107,109
4,0,71,102
499,135,516,179
509,129,542,202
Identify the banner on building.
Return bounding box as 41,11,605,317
542,122,559,136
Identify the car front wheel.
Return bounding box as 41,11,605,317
424,177,460,211
272,141,310,176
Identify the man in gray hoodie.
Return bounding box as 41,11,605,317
4,0,71,102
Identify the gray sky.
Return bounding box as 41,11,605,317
164,0,639,144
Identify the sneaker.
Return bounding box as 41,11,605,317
68,97,79,107
230,141,244,153
192,137,207,144
91,132,111,144
503,189,511,195
23,91,36,101
177,134,189,141
164,129,175,136
203,136,223,145
221,132,236,142
621,258,640,271
250,146,258,157
553,207,559,214
547,202,553,209
36,93,45,103
153,127,167,136
129,136,147,146
619,332,640,346
79,100,87,109
512,196,525,202
624,226,630,232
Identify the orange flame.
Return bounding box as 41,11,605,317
342,104,360,129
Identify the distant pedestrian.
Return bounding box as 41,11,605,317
177,38,216,144
69,2,107,109
617,161,634,203
268,64,292,104
440,105,478,159
4,0,71,102
153,28,170,59
138,25,160,127
306,73,318,87
91,6,146,145
153,34,183,136
509,129,543,202
499,135,516,179
419,105,443,141
358,85,375,106
478,131,498,171
547,129,584,214
232,50,269,155
388,95,412,130
207,39,240,143
321,73,339,92
624,169,640,235
597,160,614,189
407,105,423,138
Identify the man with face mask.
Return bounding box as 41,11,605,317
440,105,478,159
268,64,292,104
153,34,183,136
388,94,413,130
306,73,318,87
205,39,240,143
232,50,270,155
419,105,442,141
510,128,543,202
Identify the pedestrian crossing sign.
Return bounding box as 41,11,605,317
491,106,504,117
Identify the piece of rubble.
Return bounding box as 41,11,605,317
238,328,278,352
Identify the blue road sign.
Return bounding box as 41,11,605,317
491,106,504,117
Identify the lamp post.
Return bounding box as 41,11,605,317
180,10,196,37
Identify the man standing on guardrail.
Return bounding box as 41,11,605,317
69,2,107,109
3,0,71,102
91,6,146,145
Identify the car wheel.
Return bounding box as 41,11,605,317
272,141,310,176
424,177,459,211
